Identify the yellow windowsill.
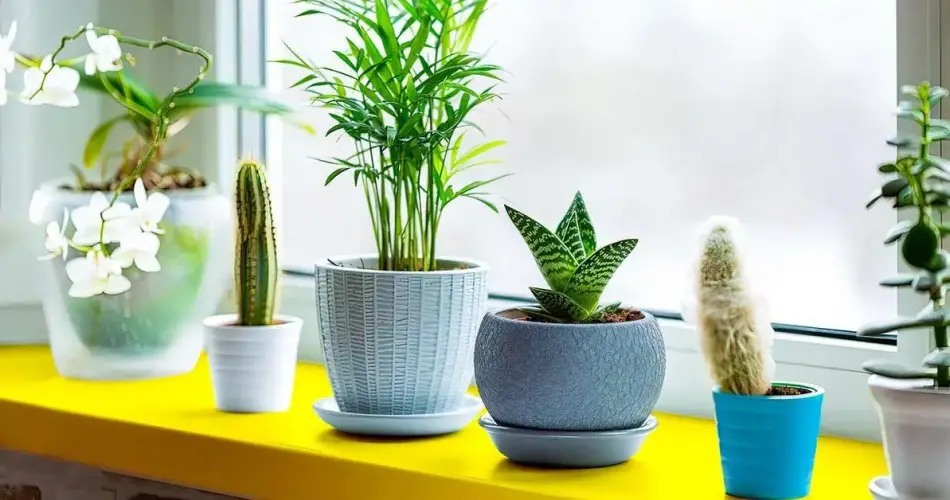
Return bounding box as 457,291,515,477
0,347,884,499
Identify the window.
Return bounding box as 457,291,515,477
274,1,899,332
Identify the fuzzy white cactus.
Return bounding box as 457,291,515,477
691,216,774,396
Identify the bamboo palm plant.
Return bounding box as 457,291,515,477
282,0,506,271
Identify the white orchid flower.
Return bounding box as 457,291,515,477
65,246,130,298
112,230,161,273
39,208,70,261
130,178,169,234
71,192,134,245
22,55,80,107
0,20,17,106
83,23,121,75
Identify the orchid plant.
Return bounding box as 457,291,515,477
2,20,209,298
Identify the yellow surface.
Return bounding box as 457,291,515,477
0,347,884,499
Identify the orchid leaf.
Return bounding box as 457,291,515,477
83,115,129,169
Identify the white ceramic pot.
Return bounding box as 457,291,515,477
869,375,950,499
204,314,302,413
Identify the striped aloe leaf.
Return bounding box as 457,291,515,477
505,205,578,291
555,192,597,257
564,238,638,312
556,210,587,262
530,286,588,321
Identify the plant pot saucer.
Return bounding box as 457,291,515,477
870,475,931,500
479,413,658,469
312,395,484,437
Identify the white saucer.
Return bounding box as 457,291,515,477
313,395,484,437
870,476,933,500
870,476,898,500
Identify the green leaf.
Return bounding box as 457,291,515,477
857,311,945,336
902,85,921,97
887,135,918,149
504,205,578,291
929,126,950,142
924,348,950,368
878,163,897,174
82,115,128,169
454,140,505,168
896,101,924,122
169,83,293,119
530,287,588,322
563,239,638,312
555,211,587,262
863,359,936,379
866,191,883,209
879,275,914,288
902,223,940,269
517,306,564,323
884,220,914,245
881,177,910,197
558,192,596,256
325,167,350,185
930,86,950,107
912,272,936,291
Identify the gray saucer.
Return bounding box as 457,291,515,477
479,413,658,468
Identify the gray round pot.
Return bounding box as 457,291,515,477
474,308,666,431
315,255,488,415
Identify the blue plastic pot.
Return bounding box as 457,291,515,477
712,382,824,500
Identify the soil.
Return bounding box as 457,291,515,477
767,385,812,396
521,307,645,324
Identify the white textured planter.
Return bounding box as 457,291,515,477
869,375,950,498
315,255,488,415
204,314,302,413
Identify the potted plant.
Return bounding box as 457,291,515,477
203,159,302,413
284,0,504,416
859,81,950,499
689,216,824,500
474,192,665,467
5,20,292,379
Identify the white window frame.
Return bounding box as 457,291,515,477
230,0,950,441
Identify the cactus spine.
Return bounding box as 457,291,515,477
235,159,278,326
695,218,770,396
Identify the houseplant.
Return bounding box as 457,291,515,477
6,20,293,379
204,159,302,413
474,192,665,467
859,81,950,499
690,216,823,500
286,0,504,415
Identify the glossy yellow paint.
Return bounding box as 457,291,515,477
0,347,884,499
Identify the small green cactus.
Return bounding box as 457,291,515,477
504,192,638,323
695,217,771,396
234,159,278,326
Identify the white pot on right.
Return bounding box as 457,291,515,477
869,375,950,499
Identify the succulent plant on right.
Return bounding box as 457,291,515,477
504,192,639,323
860,82,950,388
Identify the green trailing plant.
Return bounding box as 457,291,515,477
16,47,294,190
281,0,506,272
694,218,771,396
234,159,279,326
504,192,638,323
861,81,950,388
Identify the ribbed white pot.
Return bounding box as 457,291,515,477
204,314,302,413
869,375,950,499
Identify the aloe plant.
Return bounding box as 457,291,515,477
505,192,638,323
234,159,278,326
861,82,950,388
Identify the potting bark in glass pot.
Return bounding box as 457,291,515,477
474,192,666,468
282,1,505,436
686,216,824,500
11,21,293,380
